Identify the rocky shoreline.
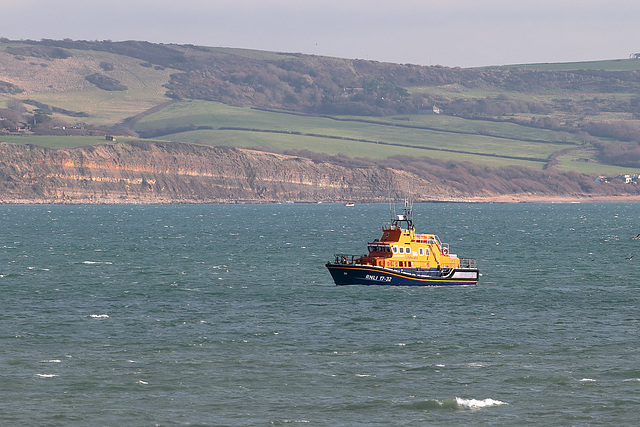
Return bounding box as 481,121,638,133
0,141,456,204
2,141,640,205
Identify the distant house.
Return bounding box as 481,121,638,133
595,174,640,184
418,105,442,114
105,135,116,141
615,174,633,183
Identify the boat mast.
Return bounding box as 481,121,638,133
392,198,414,231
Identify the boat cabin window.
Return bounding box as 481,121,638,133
399,247,404,254
419,248,423,256
405,246,411,254
392,246,398,254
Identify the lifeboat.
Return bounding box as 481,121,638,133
326,201,479,286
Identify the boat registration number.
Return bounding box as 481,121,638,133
365,274,392,282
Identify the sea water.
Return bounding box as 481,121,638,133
0,203,638,426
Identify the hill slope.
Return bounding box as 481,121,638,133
3,39,640,202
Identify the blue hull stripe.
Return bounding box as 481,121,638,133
326,264,478,287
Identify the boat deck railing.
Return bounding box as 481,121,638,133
330,254,477,269
331,254,363,265
459,258,477,268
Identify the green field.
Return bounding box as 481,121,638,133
0,134,143,148
133,100,580,169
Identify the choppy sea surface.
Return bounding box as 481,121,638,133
1,202,639,426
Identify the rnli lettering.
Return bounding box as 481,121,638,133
365,274,392,282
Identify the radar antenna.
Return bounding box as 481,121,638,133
392,198,414,230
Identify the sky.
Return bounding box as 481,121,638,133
4,0,640,68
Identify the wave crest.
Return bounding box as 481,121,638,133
402,397,508,410
455,397,508,409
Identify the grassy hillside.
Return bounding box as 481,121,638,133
2,39,640,177
0,41,175,125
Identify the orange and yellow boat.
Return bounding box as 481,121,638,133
326,201,479,286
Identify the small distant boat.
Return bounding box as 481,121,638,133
326,201,479,286
344,202,355,207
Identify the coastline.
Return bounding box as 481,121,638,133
4,194,640,205
467,194,640,203
3,141,640,205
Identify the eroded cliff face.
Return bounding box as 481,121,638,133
0,141,458,203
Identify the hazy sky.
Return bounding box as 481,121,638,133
5,0,640,67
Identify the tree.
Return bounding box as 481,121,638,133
29,108,52,127
0,108,26,130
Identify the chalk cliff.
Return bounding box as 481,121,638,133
0,141,458,204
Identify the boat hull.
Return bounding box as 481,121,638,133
326,263,478,287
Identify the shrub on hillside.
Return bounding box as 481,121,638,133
100,62,114,71
6,46,72,59
0,80,23,94
594,141,640,167
85,73,127,91
581,121,640,142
